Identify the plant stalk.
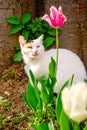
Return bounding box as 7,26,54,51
55,28,59,76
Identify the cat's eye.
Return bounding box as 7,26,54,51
37,45,40,48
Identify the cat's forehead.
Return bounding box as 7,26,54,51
25,41,32,48
33,39,40,44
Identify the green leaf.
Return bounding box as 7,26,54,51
22,92,32,109
13,52,22,62
43,37,55,48
60,109,70,130
47,28,61,36
22,30,29,40
49,57,56,78
39,76,56,104
26,70,42,111
21,12,31,24
36,122,50,130
6,15,20,25
26,81,38,111
39,77,49,104
71,121,80,130
48,121,54,130
26,23,35,30
37,25,46,33
56,75,74,123
45,77,56,103
47,28,56,36
58,29,62,34
83,126,87,130
42,21,50,29
29,70,37,87
10,24,23,34
13,117,21,124
14,46,21,51
32,121,54,130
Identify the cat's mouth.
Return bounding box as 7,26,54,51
32,51,38,56
32,53,38,56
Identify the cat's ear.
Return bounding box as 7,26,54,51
38,34,44,44
19,35,26,47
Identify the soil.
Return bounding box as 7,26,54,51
0,62,31,130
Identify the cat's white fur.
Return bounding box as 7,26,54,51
19,35,87,93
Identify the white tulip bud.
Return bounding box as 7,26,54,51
62,82,87,123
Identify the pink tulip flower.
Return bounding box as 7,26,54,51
42,6,67,28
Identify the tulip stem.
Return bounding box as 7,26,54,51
55,28,58,76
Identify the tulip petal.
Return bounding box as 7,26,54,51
50,6,58,20
42,14,52,26
42,6,67,28
58,6,62,14
62,82,87,123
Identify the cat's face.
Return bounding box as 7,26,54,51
19,34,44,59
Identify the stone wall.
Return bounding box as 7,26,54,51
0,0,36,75
36,0,87,70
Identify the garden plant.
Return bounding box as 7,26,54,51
22,6,87,130
5,5,87,130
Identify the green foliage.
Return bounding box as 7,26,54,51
22,58,57,129
6,12,61,62
71,122,81,130
13,51,22,62
6,12,61,47
56,75,74,124
10,24,23,34
83,126,87,130
43,37,55,49
6,15,20,25
60,110,70,130
22,70,42,111
13,46,22,62
2,69,15,78
49,57,56,78
22,59,87,130
32,121,54,130
21,12,31,24
6,12,31,38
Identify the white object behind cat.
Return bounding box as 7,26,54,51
19,35,87,93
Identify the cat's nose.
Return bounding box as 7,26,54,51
33,50,38,56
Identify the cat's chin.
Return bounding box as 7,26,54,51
30,55,40,59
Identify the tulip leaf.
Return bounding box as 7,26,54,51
60,109,70,130
26,81,38,111
72,122,80,130
22,92,32,109
39,76,49,104
83,126,87,130
49,57,56,78
32,121,54,130
56,75,74,123
29,70,37,87
28,70,43,111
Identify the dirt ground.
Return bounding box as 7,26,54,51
0,62,31,130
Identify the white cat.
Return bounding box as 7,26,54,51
19,34,87,93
